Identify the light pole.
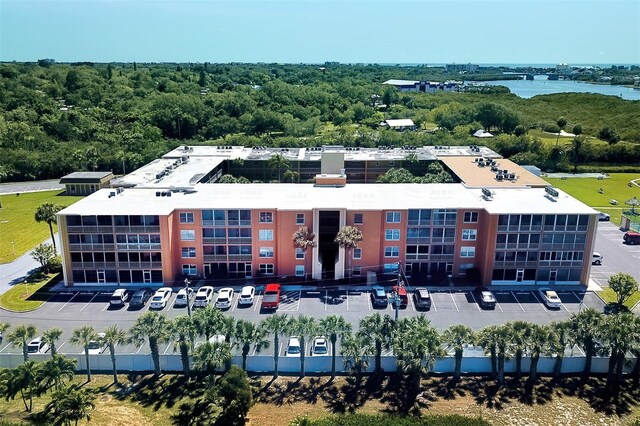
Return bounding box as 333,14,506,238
184,278,192,317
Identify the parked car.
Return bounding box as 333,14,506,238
285,337,301,357
238,286,256,306
311,336,329,356
475,287,497,309
150,287,173,309
413,288,432,310
216,287,235,309
610,199,619,205
592,252,603,265
539,288,562,308
129,289,153,309
174,287,194,307
597,211,611,221
27,337,49,354
370,286,388,308
624,232,640,245
261,283,281,310
392,285,408,309
83,332,106,355
193,286,214,308
194,334,226,348
109,289,130,307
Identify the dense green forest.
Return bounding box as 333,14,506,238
1,62,639,182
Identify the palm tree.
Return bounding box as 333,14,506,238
45,384,96,426
42,327,64,356
268,153,290,182
172,316,197,377
442,324,474,382
494,324,512,385
192,341,232,377
476,325,500,378
287,315,316,378
548,320,572,380
393,316,443,391
555,116,567,147
570,308,604,380
358,313,394,375
6,361,41,412
70,325,98,382
193,305,223,340
102,325,127,384
601,311,639,389
235,319,269,371
334,225,363,251
568,136,585,173
292,225,316,250
261,314,289,378
7,324,37,362
219,315,237,344
34,202,63,251
38,354,77,392
341,334,370,382
507,320,531,380
129,312,172,376
0,322,9,339
527,324,550,383
319,315,352,378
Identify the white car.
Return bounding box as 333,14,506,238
83,332,106,355
285,337,301,357
539,288,562,308
216,287,235,309
174,288,194,307
193,286,214,307
597,211,610,221
150,287,173,309
194,334,226,348
592,252,603,265
27,337,49,354
238,286,255,306
310,336,329,356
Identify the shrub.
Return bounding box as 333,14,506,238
47,256,63,273
296,414,491,426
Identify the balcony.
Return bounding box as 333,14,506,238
203,237,227,245
68,243,115,251
406,254,429,260
228,254,252,261
117,261,163,269
203,254,228,262
71,262,117,269
202,220,227,226
493,260,538,268
428,254,455,260
228,237,253,244
114,225,160,233
406,238,430,244
67,225,114,233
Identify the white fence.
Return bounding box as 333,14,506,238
0,353,633,376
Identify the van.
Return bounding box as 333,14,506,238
623,232,640,245
392,285,408,309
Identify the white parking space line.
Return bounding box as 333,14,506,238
135,345,143,355
449,292,459,312
58,292,79,312
325,290,328,312
254,292,262,311
231,295,238,312
80,292,101,312
367,293,372,311
163,343,173,355
101,302,111,312
0,343,12,352
468,292,481,311
346,291,350,311
410,294,416,312
57,342,66,352
495,298,504,312
431,296,438,312
511,291,526,312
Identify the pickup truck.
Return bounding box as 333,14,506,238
261,283,281,310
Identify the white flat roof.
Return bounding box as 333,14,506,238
383,79,419,86
385,119,415,127
58,184,595,216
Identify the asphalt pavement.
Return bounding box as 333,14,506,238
592,221,640,287
0,179,64,195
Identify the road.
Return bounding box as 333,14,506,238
0,179,64,195
0,235,60,294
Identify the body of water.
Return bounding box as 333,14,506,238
483,76,640,100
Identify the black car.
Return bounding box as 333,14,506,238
370,286,388,308
129,288,153,308
475,287,496,309
413,288,432,310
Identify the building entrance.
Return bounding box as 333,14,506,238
318,211,340,279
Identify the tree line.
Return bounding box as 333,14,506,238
1,63,640,182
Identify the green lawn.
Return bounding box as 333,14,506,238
0,190,83,264
0,272,60,312
596,288,640,310
543,173,640,225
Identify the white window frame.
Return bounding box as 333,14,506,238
259,211,273,223
386,211,401,223
179,212,195,224
259,263,274,275
385,229,401,241
384,246,400,258
295,247,305,259
295,265,305,277
180,230,196,241
259,247,274,258
296,213,305,225
181,247,196,258
460,246,476,258
353,248,362,259
259,229,274,241
462,229,477,241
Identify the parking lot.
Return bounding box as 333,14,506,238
0,286,606,358
592,221,640,286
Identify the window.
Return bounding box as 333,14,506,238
352,266,361,277
228,209,251,226
259,229,274,241
259,247,274,258
296,213,305,225
179,212,194,224
182,264,197,276
408,209,431,226
181,247,196,258
180,230,195,241
464,212,479,223
462,229,477,241
295,248,305,259
386,211,401,223
460,247,476,258
295,265,305,277
384,263,399,273
385,229,401,241
384,246,400,257
354,213,363,225
259,212,273,223
459,263,474,274
353,248,362,259
259,264,274,275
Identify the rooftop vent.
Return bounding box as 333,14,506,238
482,188,493,200
545,186,559,197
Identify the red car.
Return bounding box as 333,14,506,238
392,285,408,309
261,283,281,310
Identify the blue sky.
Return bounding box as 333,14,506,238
1,0,638,64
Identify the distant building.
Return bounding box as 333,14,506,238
473,130,494,138
383,79,460,93
556,63,572,75
445,63,479,73
59,171,114,195
381,119,416,131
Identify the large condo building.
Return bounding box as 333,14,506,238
57,145,598,287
